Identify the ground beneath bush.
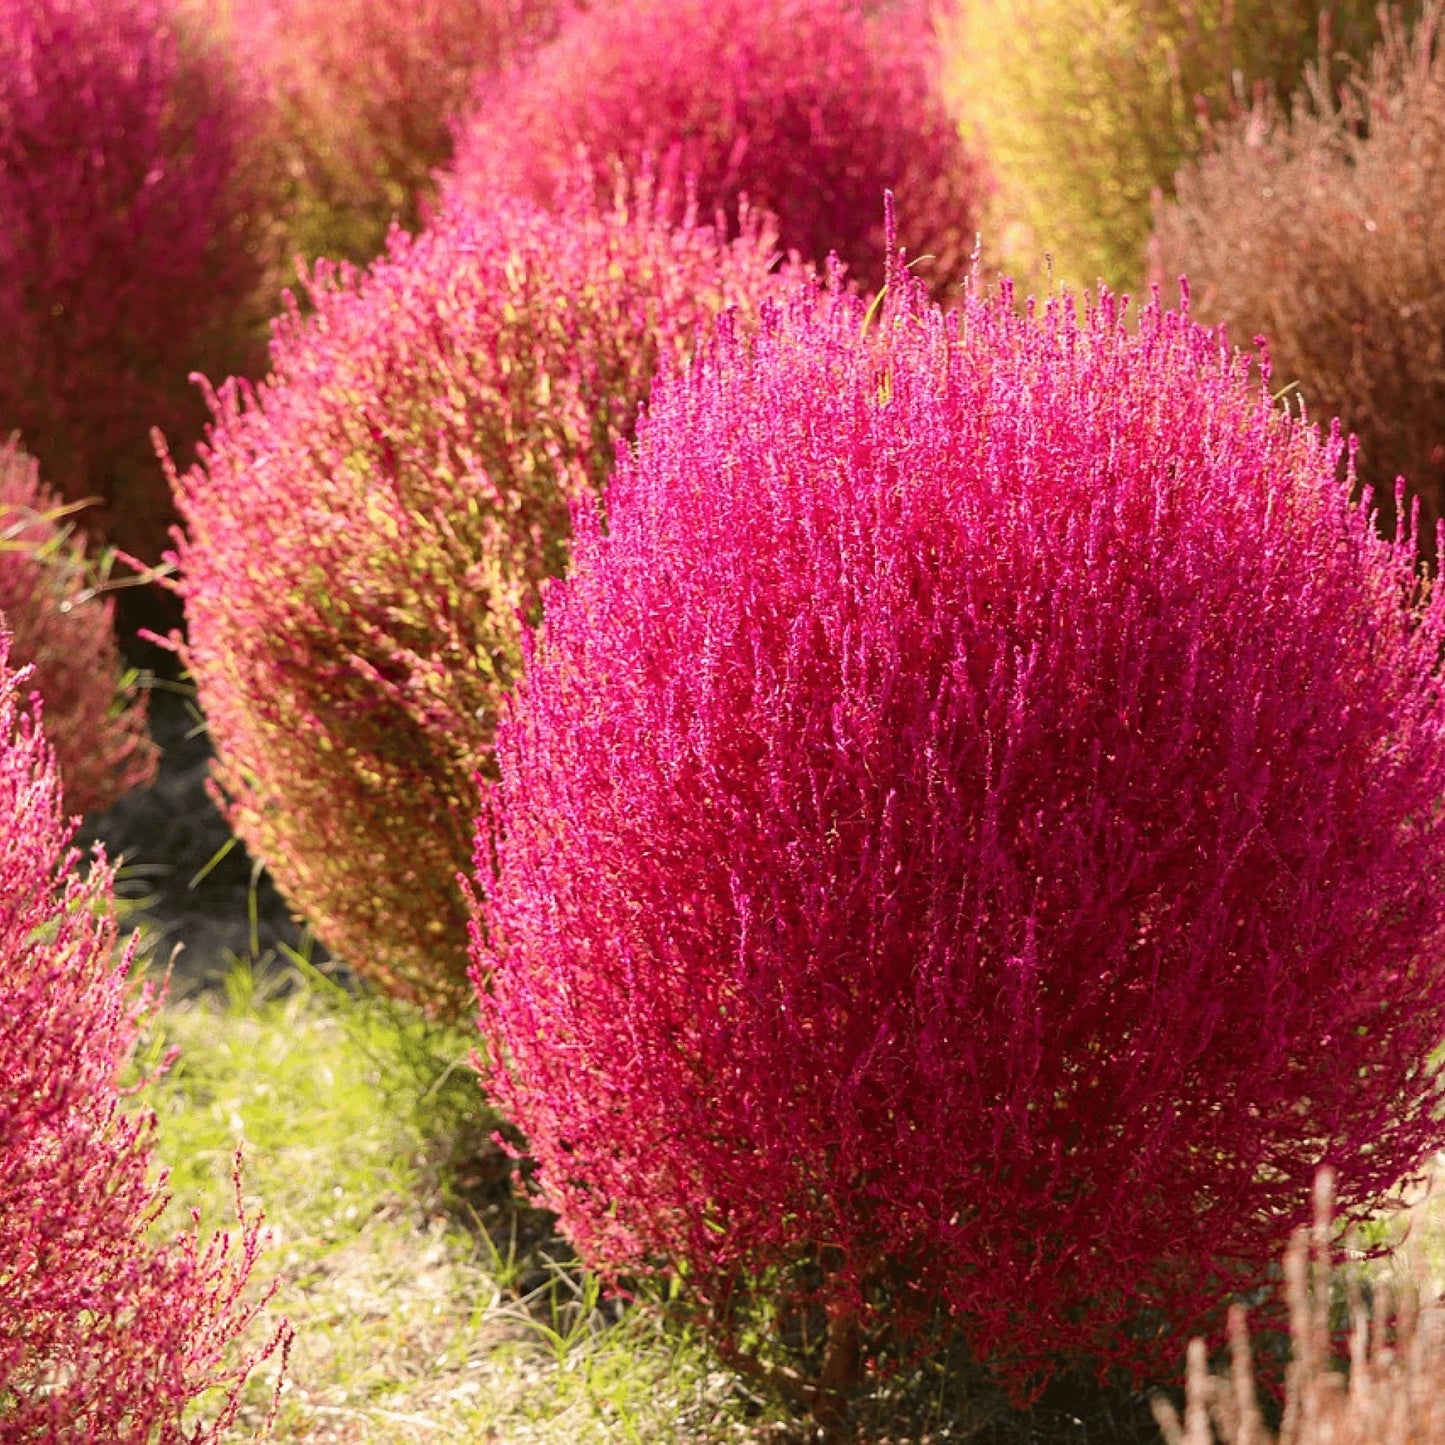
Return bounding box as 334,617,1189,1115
78,681,338,994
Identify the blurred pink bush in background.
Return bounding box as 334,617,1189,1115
235,0,561,266
0,441,156,815
0,0,272,574
450,0,987,294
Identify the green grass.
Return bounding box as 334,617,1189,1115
133,954,787,1443
126,950,1175,1443
129,943,1445,1444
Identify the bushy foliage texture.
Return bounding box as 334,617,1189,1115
172,183,784,1014
0,0,271,569
0,633,286,1441
473,261,1445,1402
449,0,986,295
945,0,1386,292
0,441,156,815
1153,4,1445,563
233,0,560,266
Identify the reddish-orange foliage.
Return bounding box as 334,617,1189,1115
171,179,786,1013
0,441,155,815
0,631,288,1442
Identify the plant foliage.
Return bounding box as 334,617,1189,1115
474,253,1445,1406
0,0,272,569
233,0,560,266
450,0,986,294
171,180,785,1014
1152,4,1445,563
945,0,1387,292
0,440,156,815
0,633,287,1442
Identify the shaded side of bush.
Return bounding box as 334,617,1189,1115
0,632,286,1443
1153,4,1445,561
474,260,1445,1416
0,0,273,570
450,0,987,295
0,440,157,814
946,0,1387,291
172,180,786,1014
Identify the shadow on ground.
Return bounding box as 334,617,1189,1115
77,680,343,996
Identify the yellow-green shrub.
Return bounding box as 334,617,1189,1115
944,0,1387,291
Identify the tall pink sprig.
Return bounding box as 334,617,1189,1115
475,262,1445,1401
0,633,288,1440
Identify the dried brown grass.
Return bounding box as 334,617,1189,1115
1154,1170,1445,1445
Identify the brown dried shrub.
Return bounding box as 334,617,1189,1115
1152,4,1445,560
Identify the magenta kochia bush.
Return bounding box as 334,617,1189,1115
449,0,986,295
0,441,157,815
172,183,783,1014
0,0,269,569
474,266,1445,1403
0,633,286,1441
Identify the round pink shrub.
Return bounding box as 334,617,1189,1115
0,0,271,571
474,265,1445,1403
0,632,287,1442
171,182,785,1015
0,441,157,815
449,0,987,295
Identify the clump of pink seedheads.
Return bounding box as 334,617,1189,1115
171,180,786,1015
0,0,271,572
473,252,1445,1417
0,440,157,815
449,0,986,295
0,632,287,1442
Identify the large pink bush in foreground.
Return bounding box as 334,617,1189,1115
172,181,784,1014
0,441,157,815
449,0,986,295
0,634,286,1441
0,0,270,570
474,262,1445,1409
